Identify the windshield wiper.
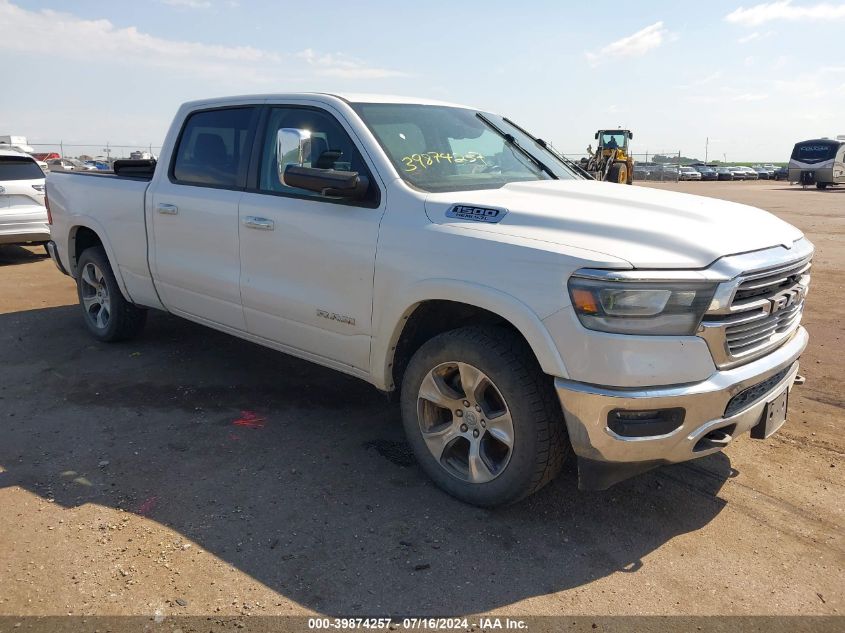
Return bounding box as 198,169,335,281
501,117,594,180
475,113,557,179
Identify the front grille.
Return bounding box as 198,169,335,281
733,258,811,303
724,366,792,417
699,253,811,368
725,303,803,355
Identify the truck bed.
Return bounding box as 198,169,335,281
46,169,153,306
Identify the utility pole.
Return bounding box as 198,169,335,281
705,137,709,164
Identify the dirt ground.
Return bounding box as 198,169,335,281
0,181,842,621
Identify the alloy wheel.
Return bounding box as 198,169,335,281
416,362,514,483
80,262,111,330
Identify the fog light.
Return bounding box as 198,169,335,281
607,408,685,438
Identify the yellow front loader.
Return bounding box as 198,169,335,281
585,129,634,184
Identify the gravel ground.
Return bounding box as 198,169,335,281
0,181,842,620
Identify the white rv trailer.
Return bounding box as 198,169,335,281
0,135,35,154
788,138,845,189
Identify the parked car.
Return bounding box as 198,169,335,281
715,167,735,181
727,166,748,180
656,164,679,181
632,165,652,180
0,150,49,247
679,166,702,181
753,167,771,180
694,166,718,181
46,93,813,506
736,166,759,180
47,158,97,172
774,166,789,181
83,160,110,171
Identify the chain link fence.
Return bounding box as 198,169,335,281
23,141,697,183
629,152,684,182
556,151,684,182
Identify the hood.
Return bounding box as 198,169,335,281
424,180,803,269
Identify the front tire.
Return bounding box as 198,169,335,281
607,162,628,184
400,326,569,506
76,246,147,342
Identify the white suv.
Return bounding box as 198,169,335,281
0,150,49,246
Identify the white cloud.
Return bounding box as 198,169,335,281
737,29,776,42
160,0,212,8
680,71,723,90
725,1,845,26
585,21,670,67
296,49,407,80
0,0,404,83
772,66,845,99
732,92,768,101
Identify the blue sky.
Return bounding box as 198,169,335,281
1,0,843,161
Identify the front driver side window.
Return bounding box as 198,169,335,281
259,107,375,203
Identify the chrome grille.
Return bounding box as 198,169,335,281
725,303,802,355
732,258,812,303
698,252,812,369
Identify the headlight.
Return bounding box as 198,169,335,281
568,276,717,335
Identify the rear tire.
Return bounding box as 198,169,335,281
76,246,147,342
400,326,569,506
816,182,828,190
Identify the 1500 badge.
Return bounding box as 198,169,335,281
446,204,508,224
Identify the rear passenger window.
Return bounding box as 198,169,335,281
172,107,257,188
0,156,44,181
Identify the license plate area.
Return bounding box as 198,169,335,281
751,388,788,439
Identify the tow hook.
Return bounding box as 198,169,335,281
793,374,806,386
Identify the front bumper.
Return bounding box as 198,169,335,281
556,326,807,489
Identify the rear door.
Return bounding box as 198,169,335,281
149,106,258,331
237,103,385,371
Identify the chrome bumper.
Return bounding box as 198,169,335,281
555,326,807,486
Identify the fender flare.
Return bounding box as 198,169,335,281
68,218,134,303
370,278,570,391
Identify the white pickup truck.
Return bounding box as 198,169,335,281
46,93,812,506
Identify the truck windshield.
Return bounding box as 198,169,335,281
351,103,579,192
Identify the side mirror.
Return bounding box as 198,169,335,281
594,132,599,140
283,165,369,200
277,128,311,186
628,132,634,140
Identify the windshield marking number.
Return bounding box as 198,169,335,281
401,152,486,172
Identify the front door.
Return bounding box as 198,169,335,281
238,105,385,371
